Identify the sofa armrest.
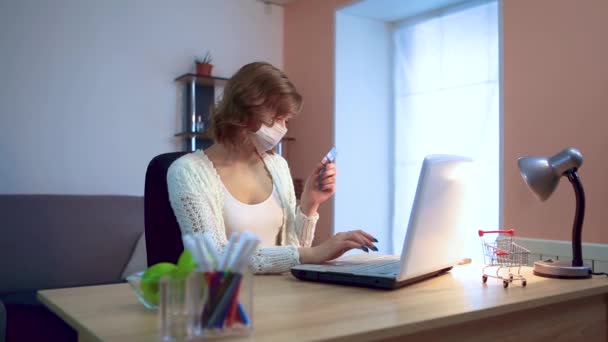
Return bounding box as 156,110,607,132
0,298,6,342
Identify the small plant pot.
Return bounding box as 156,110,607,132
196,63,213,76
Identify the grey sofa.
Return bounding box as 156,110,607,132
0,195,144,342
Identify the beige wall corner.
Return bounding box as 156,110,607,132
283,0,355,244
503,0,608,243
285,0,608,245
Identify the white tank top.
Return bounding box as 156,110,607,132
221,182,283,247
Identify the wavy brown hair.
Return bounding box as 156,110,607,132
209,62,303,147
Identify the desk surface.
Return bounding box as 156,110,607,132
38,264,608,341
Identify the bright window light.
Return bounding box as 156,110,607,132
392,1,500,259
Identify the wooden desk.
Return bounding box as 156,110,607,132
38,265,608,341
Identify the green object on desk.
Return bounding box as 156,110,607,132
140,262,177,306
177,249,197,273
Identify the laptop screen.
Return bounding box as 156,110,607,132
397,155,473,280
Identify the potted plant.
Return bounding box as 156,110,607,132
195,51,213,76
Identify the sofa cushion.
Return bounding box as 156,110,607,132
0,195,144,294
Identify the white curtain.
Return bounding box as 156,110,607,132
392,1,499,256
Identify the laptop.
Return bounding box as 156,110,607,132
291,154,473,289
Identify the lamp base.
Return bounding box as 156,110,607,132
533,259,591,279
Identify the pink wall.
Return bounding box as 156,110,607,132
503,0,608,243
286,0,608,245
284,0,352,244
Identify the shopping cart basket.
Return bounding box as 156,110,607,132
479,229,530,288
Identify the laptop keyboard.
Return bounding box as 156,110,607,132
343,261,400,275
305,256,401,276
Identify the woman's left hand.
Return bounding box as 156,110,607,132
300,161,336,216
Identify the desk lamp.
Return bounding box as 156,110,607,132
517,147,592,279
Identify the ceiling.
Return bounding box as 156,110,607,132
258,0,474,19
339,0,473,22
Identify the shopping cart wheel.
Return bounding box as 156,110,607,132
522,280,527,287
482,275,488,284
503,280,509,288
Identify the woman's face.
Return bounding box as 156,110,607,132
256,110,294,130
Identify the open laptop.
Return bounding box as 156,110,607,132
291,155,473,289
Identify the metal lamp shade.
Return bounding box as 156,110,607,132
517,148,583,201
517,147,590,278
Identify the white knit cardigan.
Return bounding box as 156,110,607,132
167,150,319,274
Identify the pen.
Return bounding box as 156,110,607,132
188,231,259,329
201,233,219,271
228,231,253,270
220,233,240,271
237,239,260,273
183,234,211,272
206,273,242,328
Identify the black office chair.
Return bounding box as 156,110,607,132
0,300,6,342
144,151,189,266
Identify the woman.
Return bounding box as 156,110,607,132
167,62,377,273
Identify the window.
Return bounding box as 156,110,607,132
392,1,499,254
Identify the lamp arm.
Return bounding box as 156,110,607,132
566,170,585,267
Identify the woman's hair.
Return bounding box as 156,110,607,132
209,62,303,147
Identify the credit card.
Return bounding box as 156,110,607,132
322,147,337,163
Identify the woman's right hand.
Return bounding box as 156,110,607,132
298,230,378,264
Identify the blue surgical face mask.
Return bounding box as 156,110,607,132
250,121,287,153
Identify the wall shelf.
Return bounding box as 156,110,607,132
174,73,229,87
174,131,213,139
174,73,227,151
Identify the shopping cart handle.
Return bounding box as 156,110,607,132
478,229,515,237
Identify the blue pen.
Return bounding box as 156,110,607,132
237,302,249,325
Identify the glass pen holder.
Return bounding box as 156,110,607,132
158,270,253,341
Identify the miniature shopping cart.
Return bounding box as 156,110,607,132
479,229,530,288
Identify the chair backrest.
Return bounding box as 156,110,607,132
0,295,6,340
144,152,188,266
